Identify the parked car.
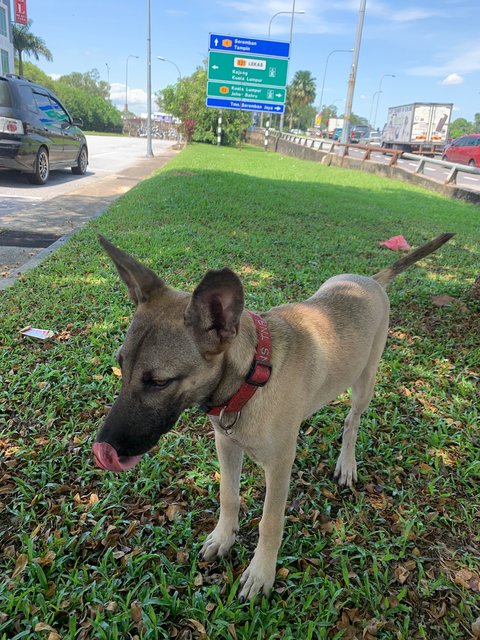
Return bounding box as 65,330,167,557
0,73,88,184
332,127,342,140
350,125,370,143
442,134,480,167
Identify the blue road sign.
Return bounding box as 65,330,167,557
209,33,290,59
206,97,285,114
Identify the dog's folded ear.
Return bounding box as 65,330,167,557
98,235,165,305
185,268,244,355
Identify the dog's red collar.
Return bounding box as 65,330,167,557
205,311,272,422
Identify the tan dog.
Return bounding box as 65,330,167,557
93,233,453,600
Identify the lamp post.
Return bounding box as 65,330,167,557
373,73,395,130
157,56,182,80
125,54,139,117
318,49,353,133
267,9,305,38
368,90,382,128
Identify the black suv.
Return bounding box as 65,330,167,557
0,74,88,184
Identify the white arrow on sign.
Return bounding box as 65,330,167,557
212,65,219,70
214,38,219,46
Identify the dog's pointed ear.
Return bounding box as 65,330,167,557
99,235,165,305
185,268,244,355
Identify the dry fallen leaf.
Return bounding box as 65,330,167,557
472,616,480,637
165,504,184,521
130,600,142,623
188,619,207,634
12,553,28,579
453,568,480,591
34,622,55,632
394,565,410,584
277,567,290,579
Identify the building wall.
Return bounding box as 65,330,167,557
0,0,15,75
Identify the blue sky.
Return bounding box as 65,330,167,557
23,0,479,126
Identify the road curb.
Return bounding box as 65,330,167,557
0,147,181,290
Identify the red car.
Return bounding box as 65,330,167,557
442,134,480,167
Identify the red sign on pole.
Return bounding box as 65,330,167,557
15,0,28,25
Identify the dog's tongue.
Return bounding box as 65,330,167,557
93,442,142,472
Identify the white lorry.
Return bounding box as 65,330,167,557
327,117,344,137
382,103,453,154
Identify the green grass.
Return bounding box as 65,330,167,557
1,143,479,639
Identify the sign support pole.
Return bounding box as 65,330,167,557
217,111,222,146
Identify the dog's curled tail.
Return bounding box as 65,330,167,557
373,233,454,287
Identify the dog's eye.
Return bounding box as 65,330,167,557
142,373,174,390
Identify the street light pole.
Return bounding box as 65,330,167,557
125,54,139,117
318,49,353,133
264,8,305,129
157,56,182,80
146,0,153,157
339,0,367,147
369,90,382,128
373,73,395,130
267,9,305,39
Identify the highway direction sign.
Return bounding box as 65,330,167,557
208,51,288,88
209,33,290,58
206,32,289,114
207,81,286,104
206,97,285,113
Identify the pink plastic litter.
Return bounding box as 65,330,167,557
380,235,411,251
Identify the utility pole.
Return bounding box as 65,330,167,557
339,0,367,148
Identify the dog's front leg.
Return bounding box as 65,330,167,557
239,452,295,601
201,429,243,560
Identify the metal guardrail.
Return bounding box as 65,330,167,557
275,131,479,187
402,152,480,185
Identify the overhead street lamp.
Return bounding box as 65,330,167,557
267,9,305,39
157,56,182,80
369,90,382,128
265,6,305,130
125,54,139,117
373,73,395,129
318,49,353,133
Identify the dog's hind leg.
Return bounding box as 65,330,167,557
201,430,243,560
334,325,388,487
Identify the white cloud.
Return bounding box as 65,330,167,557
392,9,439,21
441,73,464,85
408,42,480,77
109,82,148,114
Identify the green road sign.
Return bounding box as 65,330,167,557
207,81,286,104
208,51,288,88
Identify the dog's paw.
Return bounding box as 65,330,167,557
201,526,237,561
334,454,357,488
239,556,275,601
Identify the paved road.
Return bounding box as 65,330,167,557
347,145,480,191
0,135,180,285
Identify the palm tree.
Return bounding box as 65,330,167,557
12,21,53,78
287,70,316,130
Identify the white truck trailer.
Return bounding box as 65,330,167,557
382,103,453,154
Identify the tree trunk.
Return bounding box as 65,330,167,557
18,52,23,77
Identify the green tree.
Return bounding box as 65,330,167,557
58,69,110,101
159,66,250,145
12,20,53,78
449,118,474,139
286,70,316,130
